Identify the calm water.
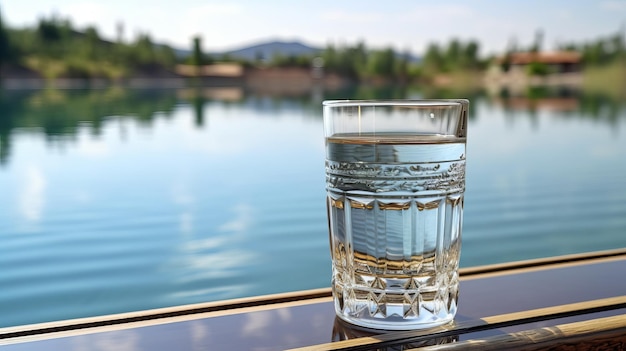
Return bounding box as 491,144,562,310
1,86,625,328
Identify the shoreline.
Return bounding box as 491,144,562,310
1,70,623,101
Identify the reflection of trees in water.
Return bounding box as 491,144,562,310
192,93,205,128
496,86,626,129
0,85,624,166
577,93,624,126
323,84,409,100
0,88,178,165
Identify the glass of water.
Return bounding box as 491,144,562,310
323,99,468,330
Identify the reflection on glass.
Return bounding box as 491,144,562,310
331,317,459,350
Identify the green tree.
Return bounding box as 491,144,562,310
336,43,366,79
36,16,72,58
583,41,608,65
526,61,549,76
321,43,339,74
191,36,203,66
396,49,410,80
576,29,626,66
0,7,11,65
445,39,461,70
461,41,480,69
343,41,367,79
318,43,367,79
271,53,311,68
609,32,624,61
367,47,396,77
81,26,101,60
423,43,444,73
130,33,156,65
530,29,544,53
155,45,176,66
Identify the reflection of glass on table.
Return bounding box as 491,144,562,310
331,316,459,350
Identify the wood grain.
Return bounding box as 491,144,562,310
413,314,626,351
288,295,626,351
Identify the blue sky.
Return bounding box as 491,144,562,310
1,0,625,55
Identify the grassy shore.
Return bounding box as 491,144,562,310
582,61,626,98
24,56,127,80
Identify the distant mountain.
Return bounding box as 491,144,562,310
174,39,421,63
175,40,322,61
217,40,422,63
223,40,322,61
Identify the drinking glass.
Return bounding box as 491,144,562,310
324,99,468,330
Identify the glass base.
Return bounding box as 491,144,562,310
335,310,455,331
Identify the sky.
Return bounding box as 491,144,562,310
1,0,625,56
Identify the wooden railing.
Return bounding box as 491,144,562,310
2,248,626,350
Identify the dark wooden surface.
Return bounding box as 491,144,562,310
413,314,626,351
1,252,626,351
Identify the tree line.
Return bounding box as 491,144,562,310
1,8,624,82
560,32,625,67
0,12,177,79
0,10,486,82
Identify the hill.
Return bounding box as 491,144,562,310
222,40,322,61
176,39,421,63
174,40,323,61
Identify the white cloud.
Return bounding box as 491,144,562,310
320,10,384,23
180,3,245,35
556,10,573,19
316,3,485,53
188,3,244,16
600,0,626,10
400,3,475,22
64,2,113,29
4,0,626,55
178,2,246,46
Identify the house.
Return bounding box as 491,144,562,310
497,51,582,74
485,50,584,90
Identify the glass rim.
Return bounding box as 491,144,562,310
322,99,469,108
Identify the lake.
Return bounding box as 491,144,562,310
1,84,625,328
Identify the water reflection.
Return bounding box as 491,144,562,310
332,317,459,350
1,85,625,164
0,83,623,183
71,329,140,351
0,88,177,165
1,84,625,327
493,86,626,128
